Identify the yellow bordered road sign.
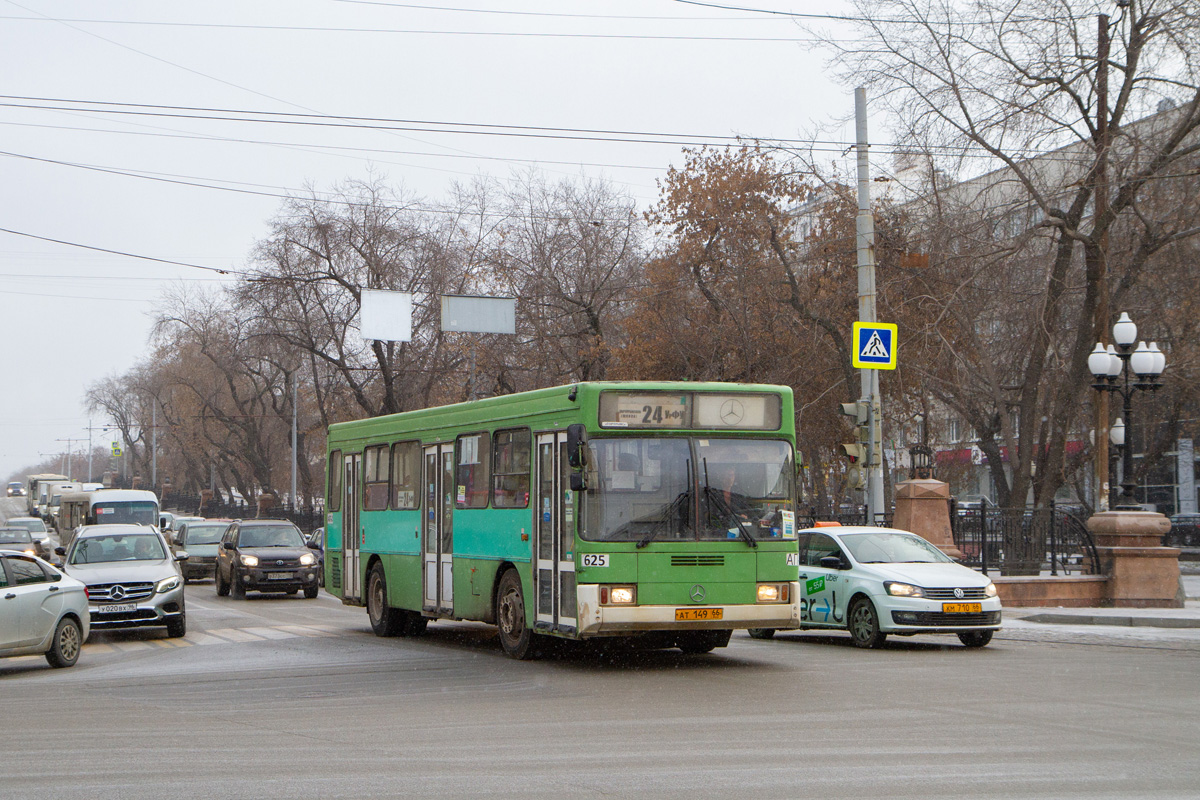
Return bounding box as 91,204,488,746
852,322,898,370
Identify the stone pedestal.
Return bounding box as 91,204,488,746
1087,510,1182,608
892,478,964,559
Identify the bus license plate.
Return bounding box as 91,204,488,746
942,603,982,613
675,608,723,621
99,603,136,615
268,572,294,580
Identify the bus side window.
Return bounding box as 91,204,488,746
492,428,531,509
328,450,342,512
363,445,390,511
390,441,420,510
456,433,491,509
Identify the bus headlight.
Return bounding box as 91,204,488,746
756,583,789,603
240,554,259,567
599,585,636,605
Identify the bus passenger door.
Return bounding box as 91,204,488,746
342,453,362,602
423,443,454,615
535,432,577,634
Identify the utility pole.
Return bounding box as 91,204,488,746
291,375,298,510
855,88,885,523
55,438,78,479
1093,12,1112,511
151,402,157,489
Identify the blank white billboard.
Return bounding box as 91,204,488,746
440,295,516,334
359,289,413,342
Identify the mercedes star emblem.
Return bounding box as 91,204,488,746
111,585,126,600
954,587,964,599
690,584,707,603
719,399,745,425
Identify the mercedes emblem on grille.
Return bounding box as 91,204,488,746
954,587,965,599
276,560,284,566
110,585,126,600
690,584,706,603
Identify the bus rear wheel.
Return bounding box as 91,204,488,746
496,569,539,660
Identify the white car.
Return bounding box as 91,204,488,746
1,553,90,668
750,526,1001,648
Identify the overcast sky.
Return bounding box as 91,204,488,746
0,0,873,479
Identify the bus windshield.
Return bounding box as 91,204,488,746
93,501,158,526
582,437,794,544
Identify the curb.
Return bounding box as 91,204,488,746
1019,613,1200,629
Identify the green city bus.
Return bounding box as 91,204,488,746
324,381,802,658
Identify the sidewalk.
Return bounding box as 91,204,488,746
1004,574,1200,629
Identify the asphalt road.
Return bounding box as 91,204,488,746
4,501,1199,799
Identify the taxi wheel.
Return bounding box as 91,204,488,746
496,569,539,660
848,597,887,649
45,616,82,668
957,630,993,648
747,628,776,640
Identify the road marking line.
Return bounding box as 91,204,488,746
185,633,227,646
241,626,301,640
204,627,267,642
275,624,333,637
84,643,114,653
113,641,154,652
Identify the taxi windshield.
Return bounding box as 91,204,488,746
840,532,953,564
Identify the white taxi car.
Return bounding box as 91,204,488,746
750,526,1001,648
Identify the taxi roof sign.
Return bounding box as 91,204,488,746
852,321,897,370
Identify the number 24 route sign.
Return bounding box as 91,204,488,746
852,322,898,370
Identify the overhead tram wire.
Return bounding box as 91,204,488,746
0,227,248,277
0,95,1114,163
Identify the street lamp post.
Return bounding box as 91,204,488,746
1108,417,1125,510
1088,312,1167,510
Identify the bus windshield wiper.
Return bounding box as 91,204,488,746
637,460,692,549
701,459,756,548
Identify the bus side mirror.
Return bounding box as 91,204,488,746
566,424,587,469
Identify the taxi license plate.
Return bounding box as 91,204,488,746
942,602,982,613
267,572,294,580
675,608,723,621
99,603,136,614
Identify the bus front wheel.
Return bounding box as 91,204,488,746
367,563,404,637
496,569,539,660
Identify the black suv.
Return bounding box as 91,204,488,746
215,520,320,599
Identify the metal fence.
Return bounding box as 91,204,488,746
160,490,323,536
950,501,1101,576
797,507,893,529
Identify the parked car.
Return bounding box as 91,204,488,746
0,528,43,558
57,524,188,637
1,553,90,668
1168,513,1200,548
7,481,25,497
3,517,52,560
306,527,325,587
215,520,320,599
748,526,1001,648
173,519,231,582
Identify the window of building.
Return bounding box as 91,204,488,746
492,428,531,508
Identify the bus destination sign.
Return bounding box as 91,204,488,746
599,393,690,428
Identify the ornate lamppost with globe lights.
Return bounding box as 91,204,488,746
1088,312,1167,510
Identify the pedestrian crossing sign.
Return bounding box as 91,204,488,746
852,322,897,370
